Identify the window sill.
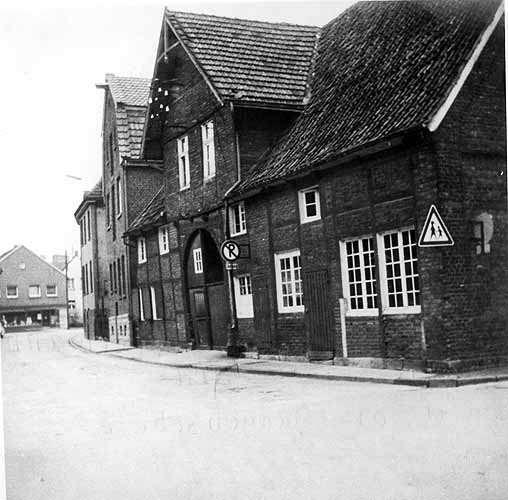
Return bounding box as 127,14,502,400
300,216,321,225
203,176,216,183
179,186,190,192
138,260,147,265
381,307,421,315
230,230,247,237
6,296,18,299
346,310,379,318
116,213,122,219
159,250,169,256
277,308,305,315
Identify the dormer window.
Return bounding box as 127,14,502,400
202,121,216,180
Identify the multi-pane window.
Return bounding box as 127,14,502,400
159,225,170,255
89,260,93,294
138,289,145,321
298,187,321,223
116,177,122,217
341,237,377,314
275,250,304,313
230,202,247,236
106,193,111,228
201,121,216,180
29,285,41,298
379,228,420,311
121,255,126,297
46,285,57,297
6,286,18,298
87,209,91,241
234,274,254,318
150,286,158,320
177,135,190,190
193,248,203,274
138,237,146,264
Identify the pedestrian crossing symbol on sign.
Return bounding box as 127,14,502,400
418,205,454,247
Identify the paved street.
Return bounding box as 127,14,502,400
2,329,508,500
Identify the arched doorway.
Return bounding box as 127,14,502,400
185,229,229,349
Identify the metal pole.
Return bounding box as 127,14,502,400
65,250,69,329
224,200,241,358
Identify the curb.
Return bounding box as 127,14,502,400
68,338,508,388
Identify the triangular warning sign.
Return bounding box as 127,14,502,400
418,205,454,247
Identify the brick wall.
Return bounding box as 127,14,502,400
423,21,507,370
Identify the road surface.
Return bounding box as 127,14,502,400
2,329,508,500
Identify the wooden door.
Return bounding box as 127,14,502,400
303,269,335,360
190,288,212,348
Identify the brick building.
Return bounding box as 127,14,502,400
126,10,318,350
75,180,107,339
123,0,505,372
0,246,68,329
75,75,162,342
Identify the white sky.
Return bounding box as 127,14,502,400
0,0,354,259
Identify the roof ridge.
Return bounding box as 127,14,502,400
164,8,320,30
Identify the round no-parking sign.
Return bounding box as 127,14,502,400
220,240,240,262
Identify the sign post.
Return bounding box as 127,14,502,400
220,239,243,358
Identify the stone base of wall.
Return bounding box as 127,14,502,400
426,355,508,374
334,356,424,371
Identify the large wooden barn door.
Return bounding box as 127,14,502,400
185,230,228,350
303,269,335,360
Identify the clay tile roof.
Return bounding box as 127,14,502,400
165,10,320,107
106,74,152,107
105,75,151,159
128,187,165,233
234,0,502,194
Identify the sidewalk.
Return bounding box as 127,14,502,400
69,334,508,388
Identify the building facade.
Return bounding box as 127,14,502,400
75,180,108,339
121,0,507,372
0,246,68,329
126,11,318,351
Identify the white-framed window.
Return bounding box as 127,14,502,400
116,177,122,217
29,285,41,298
377,228,420,314
340,236,378,316
159,225,170,255
138,288,145,321
230,202,247,236
234,274,254,318
46,285,58,297
177,135,190,190
6,286,18,298
193,248,203,274
150,286,158,320
274,250,304,313
138,237,146,264
201,120,216,180
298,186,321,223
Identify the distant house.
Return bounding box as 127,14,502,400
51,252,83,327
74,179,107,339
0,245,68,329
